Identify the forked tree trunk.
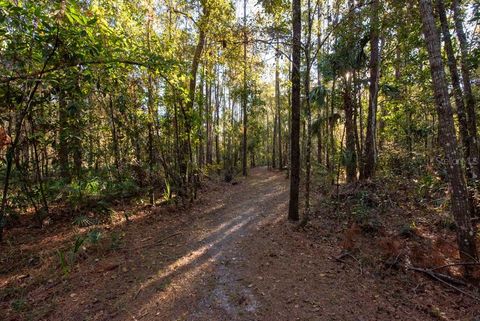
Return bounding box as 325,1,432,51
419,0,478,273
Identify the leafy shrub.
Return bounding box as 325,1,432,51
415,172,442,200
379,149,428,177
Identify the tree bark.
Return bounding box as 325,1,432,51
419,0,478,273
242,0,248,176
302,0,313,225
58,88,69,180
273,111,277,168
215,67,220,164
275,37,283,170
436,0,478,182
362,0,380,179
180,23,206,202
289,0,301,221
316,0,323,166
108,95,120,172
451,0,479,177
343,79,357,183
198,66,205,168
206,66,212,165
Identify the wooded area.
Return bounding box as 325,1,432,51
1,0,479,320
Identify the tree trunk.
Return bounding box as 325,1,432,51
317,127,322,164
436,0,478,182
353,71,362,175
343,80,357,183
275,37,283,169
147,12,156,205
328,76,336,173
316,0,323,166
451,0,479,177
289,0,301,221
242,0,248,176
419,0,478,274
206,66,212,165
198,66,205,168
178,24,206,202
273,111,277,168
362,0,380,180
58,88,69,180
71,81,82,178
302,0,313,225
108,95,120,172
215,68,220,164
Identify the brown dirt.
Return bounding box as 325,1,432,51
1,167,478,320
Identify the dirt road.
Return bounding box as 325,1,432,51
9,167,475,321
50,167,289,321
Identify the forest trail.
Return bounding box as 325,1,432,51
49,167,292,321
0,168,475,321
3,167,476,321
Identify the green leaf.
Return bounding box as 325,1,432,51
309,85,327,107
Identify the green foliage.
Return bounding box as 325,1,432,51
318,32,369,79
380,84,401,99
43,174,139,213
380,149,429,177
415,172,441,200
57,249,70,275
87,229,102,245
352,191,371,223
163,179,172,202
73,236,85,254
309,85,327,107
341,148,357,169
0,0,477,275
73,215,95,227
57,230,104,275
